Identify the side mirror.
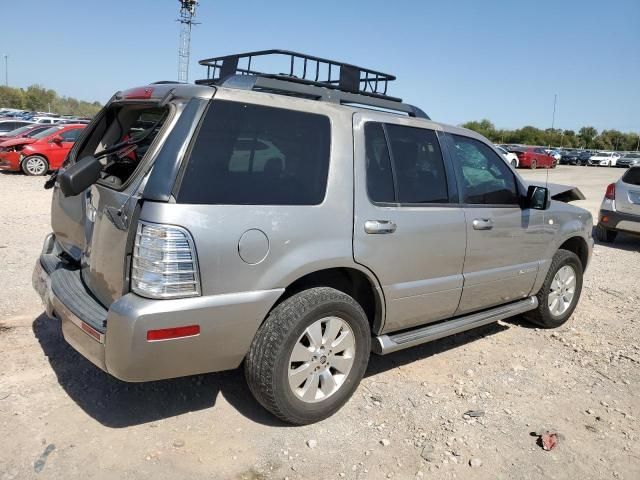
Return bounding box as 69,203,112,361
524,185,550,210
51,135,64,144
58,155,102,197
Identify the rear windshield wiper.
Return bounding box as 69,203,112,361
95,111,168,160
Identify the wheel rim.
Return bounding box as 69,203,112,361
288,316,356,403
548,265,577,316
25,157,47,175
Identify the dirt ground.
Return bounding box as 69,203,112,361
0,166,638,480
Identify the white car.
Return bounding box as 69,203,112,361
495,145,519,168
588,151,621,167
32,116,62,125
545,149,562,161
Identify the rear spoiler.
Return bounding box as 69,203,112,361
527,181,585,203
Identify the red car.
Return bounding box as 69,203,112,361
0,124,85,175
509,146,557,169
0,124,51,143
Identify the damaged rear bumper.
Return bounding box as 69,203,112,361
33,234,284,382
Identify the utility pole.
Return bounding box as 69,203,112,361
177,0,199,84
551,94,557,130
3,54,7,87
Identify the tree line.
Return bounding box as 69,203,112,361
0,85,102,117
461,119,640,152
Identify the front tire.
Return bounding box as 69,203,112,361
511,159,517,168
524,249,583,328
245,287,371,425
530,159,537,170
21,155,49,176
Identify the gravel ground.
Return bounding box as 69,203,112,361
0,166,638,480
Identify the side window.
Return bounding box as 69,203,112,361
386,124,449,204
178,100,331,205
451,135,520,205
364,123,395,203
60,129,81,142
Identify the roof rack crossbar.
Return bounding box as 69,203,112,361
198,49,398,100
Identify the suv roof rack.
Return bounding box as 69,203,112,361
195,50,429,119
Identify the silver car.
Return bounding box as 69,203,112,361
596,167,640,241
32,50,593,424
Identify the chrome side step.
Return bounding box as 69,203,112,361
373,296,538,355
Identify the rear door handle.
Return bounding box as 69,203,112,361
364,220,397,234
472,218,494,230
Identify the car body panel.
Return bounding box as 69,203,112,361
352,111,466,333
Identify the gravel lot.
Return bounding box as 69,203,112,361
0,166,638,480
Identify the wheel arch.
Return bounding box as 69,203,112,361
558,236,589,272
269,266,386,334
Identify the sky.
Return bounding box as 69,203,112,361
1,0,639,132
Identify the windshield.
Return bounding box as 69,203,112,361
623,153,640,159
32,126,63,140
3,125,32,137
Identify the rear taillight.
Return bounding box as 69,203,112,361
131,221,201,299
605,183,616,200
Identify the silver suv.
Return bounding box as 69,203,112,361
33,50,593,424
596,166,640,242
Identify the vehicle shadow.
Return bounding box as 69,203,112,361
592,227,640,252
33,313,512,429
32,313,287,429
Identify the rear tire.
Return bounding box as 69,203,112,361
524,249,583,329
245,287,371,425
530,160,537,170
595,224,617,243
21,155,49,176
511,159,517,168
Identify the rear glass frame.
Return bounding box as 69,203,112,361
69,101,173,192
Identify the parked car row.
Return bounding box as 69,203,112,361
0,123,85,175
497,144,639,169
0,108,91,131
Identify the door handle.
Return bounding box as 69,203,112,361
472,218,494,230
364,220,397,234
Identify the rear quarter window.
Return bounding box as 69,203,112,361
177,100,331,205
622,168,640,186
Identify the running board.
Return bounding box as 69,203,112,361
373,296,538,355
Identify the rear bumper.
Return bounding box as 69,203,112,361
599,209,640,235
33,234,283,382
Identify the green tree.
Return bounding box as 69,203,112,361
461,119,497,141
23,85,56,112
578,126,598,149
0,86,24,108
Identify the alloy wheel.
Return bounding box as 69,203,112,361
548,265,577,317
24,157,47,176
288,316,356,403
